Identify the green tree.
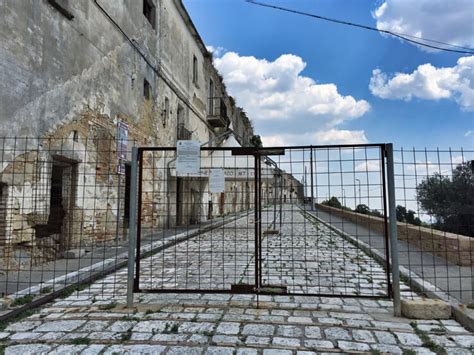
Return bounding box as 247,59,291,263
396,205,408,222
417,162,474,236
322,196,342,209
355,204,370,214
250,135,263,148
396,205,422,226
355,204,383,218
370,209,383,218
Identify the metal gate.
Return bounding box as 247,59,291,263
130,144,393,299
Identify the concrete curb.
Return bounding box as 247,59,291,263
308,211,474,332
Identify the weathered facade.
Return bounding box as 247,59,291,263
0,0,300,269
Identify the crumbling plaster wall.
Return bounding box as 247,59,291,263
0,0,256,267
0,0,167,265
0,0,160,137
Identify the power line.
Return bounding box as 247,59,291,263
245,0,474,55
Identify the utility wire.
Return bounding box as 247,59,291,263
246,0,474,55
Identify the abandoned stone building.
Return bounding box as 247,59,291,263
0,0,303,268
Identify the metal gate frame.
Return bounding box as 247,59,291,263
126,144,401,311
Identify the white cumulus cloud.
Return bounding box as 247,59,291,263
214,52,370,126
355,161,381,172
261,129,368,147
369,56,474,111
206,45,226,57
373,0,474,51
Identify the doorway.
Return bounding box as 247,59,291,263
35,159,77,254
0,183,7,245
176,178,183,225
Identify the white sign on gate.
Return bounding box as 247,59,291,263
176,140,200,176
209,169,225,193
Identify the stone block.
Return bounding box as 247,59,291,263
401,299,451,319
12,227,35,244
64,248,87,259
12,214,29,230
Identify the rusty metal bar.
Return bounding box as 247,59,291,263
126,147,139,307
386,144,401,316
133,149,144,292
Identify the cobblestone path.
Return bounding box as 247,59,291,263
139,211,257,291
2,293,473,354
260,206,389,296
1,206,473,353
139,205,388,297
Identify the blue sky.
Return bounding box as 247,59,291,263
184,0,473,150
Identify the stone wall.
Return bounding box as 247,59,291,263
316,204,474,266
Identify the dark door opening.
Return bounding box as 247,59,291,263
219,192,225,215
245,182,250,210
0,183,7,245
208,200,213,220
48,164,67,236
35,160,77,256
190,188,199,224
176,178,183,225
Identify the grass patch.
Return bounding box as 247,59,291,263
40,287,52,294
121,314,140,322
70,337,91,345
98,302,117,310
410,322,447,355
163,322,179,334
121,328,132,341
430,326,446,334
402,350,416,355
11,295,34,307
201,329,215,337
58,283,88,299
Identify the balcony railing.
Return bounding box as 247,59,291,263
177,123,192,140
207,97,230,128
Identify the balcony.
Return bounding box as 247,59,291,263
177,123,192,140
207,97,230,129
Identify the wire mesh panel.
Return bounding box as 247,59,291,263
3,138,471,306
260,145,391,297
135,147,258,293
0,135,137,303
135,145,392,298
393,148,474,303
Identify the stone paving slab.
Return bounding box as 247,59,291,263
138,205,390,297
1,291,473,354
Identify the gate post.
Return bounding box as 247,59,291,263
310,146,314,210
386,144,401,316
126,147,139,308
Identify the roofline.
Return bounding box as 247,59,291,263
172,0,211,59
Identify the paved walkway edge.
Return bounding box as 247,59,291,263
0,211,251,322
305,209,474,332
